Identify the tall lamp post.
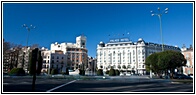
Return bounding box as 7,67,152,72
151,7,168,51
22,24,36,47
150,7,168,79
22,24,36,73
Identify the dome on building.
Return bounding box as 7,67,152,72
99,41,105,47
100,41,104,44
137,38,145,44
138,38,143,41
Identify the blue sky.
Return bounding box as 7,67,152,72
3,2,193,57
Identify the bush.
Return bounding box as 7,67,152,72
105,70,109,74
51,69,58,75
115,69,120,76
109,68,116,76
62,68,69,75
79,69,85,76
127,70,132,73
97,69,104,76
65,68,69,75
8,68,25,76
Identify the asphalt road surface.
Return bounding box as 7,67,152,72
3,76,193,93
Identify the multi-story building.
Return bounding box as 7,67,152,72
97,38,181,74
17,47,31,73
41,35,88,73
3,48,19,73
181,45,193,75
41,48,67,74
3,46,31,73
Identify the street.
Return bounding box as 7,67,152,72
3,76,193,93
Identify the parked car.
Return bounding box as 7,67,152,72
173,74,192,79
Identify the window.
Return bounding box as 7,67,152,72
52,60,54,63
186,54,189,59
62,57,64,59
57,56,59,59
187,60,190,66
133,50,135,55
52,56,54,59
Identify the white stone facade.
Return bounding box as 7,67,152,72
97,38,181,74
41,35,88,73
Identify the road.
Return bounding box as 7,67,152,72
3,75,193,93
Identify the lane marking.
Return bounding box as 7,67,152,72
46,80,76,92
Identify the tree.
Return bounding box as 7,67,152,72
65,68,69,75
97,69,104,76
122,65,126,70
115,69,120,76
109,68,116,76
36,51,43,75
8,68,25,76
105,70,109,74
51,68,58,75
29,48,43,75
145,52,163,75
79,69,85,76
158,50,186,78
28,51,33,75
118,65,121,70
145,50,187,78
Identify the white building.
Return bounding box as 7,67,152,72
41,35,88,73
96,38,181,74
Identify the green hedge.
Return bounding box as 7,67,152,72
51,69,58,75
105,70,109,74
79,69,85,76
8,68,25,76
115,69,120,76
97,69,104,76
109,68,116,76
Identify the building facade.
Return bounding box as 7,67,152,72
181,45,193,75
41,35,88,73
96,38,181,74
3,47,31,73
41,48,67,74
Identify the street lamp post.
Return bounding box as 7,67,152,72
22,24,36,47
150,7,168,79
151,7,168,51
22,24,36,73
